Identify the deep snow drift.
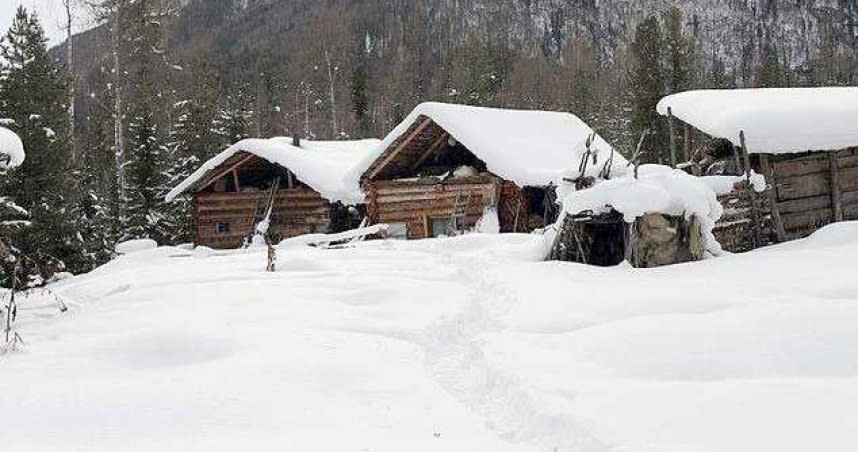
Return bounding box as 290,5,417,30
4,225,858,451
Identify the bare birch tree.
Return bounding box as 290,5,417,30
61,0,77,163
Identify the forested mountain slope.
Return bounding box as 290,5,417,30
64,0,857,150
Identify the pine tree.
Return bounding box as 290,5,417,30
627,15,667,164
164,48,222,244
350,37,371,138
0,7,80,276
119,0,174,243
215,84,252,147
757,40,786,88
123,78,169,242
75,64,122,265
663,7,694,95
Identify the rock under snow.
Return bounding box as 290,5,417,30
115,238,158,255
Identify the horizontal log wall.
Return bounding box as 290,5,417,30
715,147,858,252
365,176,500,239
194,189,331,249
765,148,858,240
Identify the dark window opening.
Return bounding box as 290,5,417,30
551,212,629,267
236,163,291,192
522,187,560,229
216,221,231,234
413,137,488,178
206,172,236,193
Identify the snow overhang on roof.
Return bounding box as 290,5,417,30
351,102,626,187
165,137,381,205
657,88,858,154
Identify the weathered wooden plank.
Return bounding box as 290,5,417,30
411,133,449,171
377,190,494,204
772,153,831,178
775,171,832,201
196,190,324,202
739,131,761,249
197,201,329,213
759,154,786,242
367,117,433,180
830,151,844,222
667,107,677,167
373,178,496,193
780,210,834,234
837,166,858,193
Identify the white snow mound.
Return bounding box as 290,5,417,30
115,239,158,255
658,88,858,154
0,126,25,168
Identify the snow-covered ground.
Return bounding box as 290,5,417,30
3,225,858,451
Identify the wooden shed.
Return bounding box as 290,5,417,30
658,88,858,249
354,102,623,239
166,137,379,249
548,166,716,268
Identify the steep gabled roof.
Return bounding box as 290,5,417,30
657,88,858,154
352,102,624,187
166,138,380,204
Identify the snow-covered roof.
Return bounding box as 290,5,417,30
657,88,858,154
0,126,25,169
559,165,725,255
353,102,625,187
166,138,380,204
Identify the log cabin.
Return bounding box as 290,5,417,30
658,87,858,249
166,137,379,249
351,102,624,239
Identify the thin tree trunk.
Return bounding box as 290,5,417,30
324,50,338,137
111,5,125,200
64,0,76,163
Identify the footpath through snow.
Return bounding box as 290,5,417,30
3,226,858,451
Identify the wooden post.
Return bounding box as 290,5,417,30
683,122,691,164
829,151,844,222
730,140,743,175
759,154,787,243
739,131,762,249
667,107,677,168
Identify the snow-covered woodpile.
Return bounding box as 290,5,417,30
166,138,379,249
712,180,778,253
354,103,622,239
659,88,858,247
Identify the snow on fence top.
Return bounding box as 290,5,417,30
657,88,858,154
0,126,25,169
560,165,725,254
352,102,625,187
166,137,381,204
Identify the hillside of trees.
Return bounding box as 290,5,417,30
1,0,856,280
